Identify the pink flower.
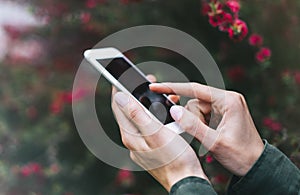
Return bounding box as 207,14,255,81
205,154,214,163
255,47,271,63
209,15,223,27
226,0,240,13
228,19,248,41
270,122,283,132
227,65,245,81
20,163,43,177
50,99,63,114
85,0,97,8
30,163,42,174
212,174,228,184
62,89,89,104
80,12,91,24
263,117,273,126
20,166,32,177
3,25,28,40
201,3,211,16
207,1,223,17
294,71,300,85
263,117,283,132
115,169,135,187
248,33,263,47
218,12,233,32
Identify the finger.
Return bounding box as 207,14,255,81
111,88,148,151
146,74,157,83
150,82,224,103
170,105,218,151
185,99,211,124
185,99,211,115
112,86,118,96
114,92,177,149
185,100,205,124
168,95,180,104
113,92,163,137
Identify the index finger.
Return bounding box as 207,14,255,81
149,82,224,103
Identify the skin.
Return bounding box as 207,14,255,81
112,87,208,192
111,76,264,191
150,82,264,176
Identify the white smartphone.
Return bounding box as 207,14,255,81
84,47,184,134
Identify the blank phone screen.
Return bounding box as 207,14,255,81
97,57,174,124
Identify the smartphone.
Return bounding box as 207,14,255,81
84,47,183,134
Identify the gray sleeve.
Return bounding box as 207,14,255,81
227,140,300,195
170,176,217,195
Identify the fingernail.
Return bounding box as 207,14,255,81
114,92,129,107
170,106,183,121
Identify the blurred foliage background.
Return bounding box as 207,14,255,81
0,0,299,194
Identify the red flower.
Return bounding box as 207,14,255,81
209,15,223,27
226,0,240,13
50,99,63,114
248,33,263,47
294,71,300,85
80,12,91,24
201,3,211,16
218,12,233,32
31,163,42,173
20,166,32,177
255,47,271,63
228,19,248,41
212,174,228,184
263,117,273,127
20,163,43,177
270,122,283,132
227,65,245,81
115,169,135,187
263,117,283,132
3,25,28,40
205,154,214,163
85,0,97,8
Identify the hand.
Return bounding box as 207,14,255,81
150,82,264,176
111,86,208,192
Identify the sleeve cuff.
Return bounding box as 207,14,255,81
170,176,217,195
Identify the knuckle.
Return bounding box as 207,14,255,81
190,82,200,94
128,104,143,122
227,91,246,108
186,99,198,109
210,138,224,153
121,135,131,149
129,151,137,162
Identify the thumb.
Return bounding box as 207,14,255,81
170,105,219,151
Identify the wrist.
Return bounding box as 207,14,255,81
240,140,265,176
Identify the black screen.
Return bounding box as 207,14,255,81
97,58,174,124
